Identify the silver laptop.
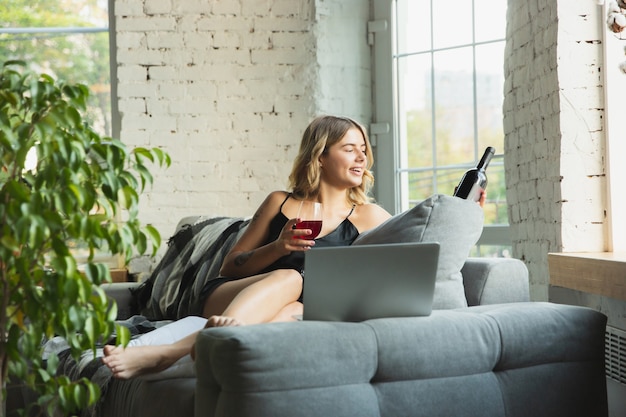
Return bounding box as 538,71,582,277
302,242,440,322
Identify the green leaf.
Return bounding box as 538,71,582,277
107,301,118,322
136,232,147,255
38,368,52,383
63,276,79,302
134,163,153,191
84,316,96,347
117,186,138,210
1,234,20,252
154,147,172,166
84,262,110,286
68,183,87,209
4,178,31,202
115,323,131,347
3,60,27,69
46,351,60,375
133,147,154,163
144,224,162,255
87,381,101,406
66,105,82,127
74,384,89,409
58,384,69,410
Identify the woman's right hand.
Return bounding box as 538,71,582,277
274,217,316,255
220,191,315,278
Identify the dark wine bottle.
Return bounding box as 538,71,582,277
453,146,495,202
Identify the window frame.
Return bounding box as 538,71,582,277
1,0,122,269
370,0,510,248
108,0,120,141
603,2,626,252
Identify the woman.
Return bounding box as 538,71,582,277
102,115,392,379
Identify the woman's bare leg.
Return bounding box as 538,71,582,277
202,268,303,324
102,331,197,379
103,269,302,379
269,301,303,323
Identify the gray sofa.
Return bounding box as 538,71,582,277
10,198,607,417
96,237,608,416
99,198,608,417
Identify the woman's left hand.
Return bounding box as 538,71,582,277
478,190,486,208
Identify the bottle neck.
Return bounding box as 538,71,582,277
477,147,495,171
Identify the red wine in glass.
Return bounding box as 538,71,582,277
294,201,323,239
294,220,322,239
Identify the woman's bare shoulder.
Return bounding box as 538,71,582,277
251,191,290,222
231,191,289,250
263,190,291,207
352,202,392,232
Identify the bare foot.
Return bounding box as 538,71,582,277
102,344,181,379
190,315,243,360
205,315,244,328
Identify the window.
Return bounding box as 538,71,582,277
1,0,120,268
0,0,113,138
371,0,510,256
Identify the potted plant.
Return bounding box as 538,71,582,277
0,61,170,416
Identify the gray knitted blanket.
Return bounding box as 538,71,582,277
133,216,250,320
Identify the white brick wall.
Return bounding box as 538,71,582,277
113,0,372,263
504,0,606,301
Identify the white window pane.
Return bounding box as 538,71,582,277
407,170,436,203
0,2,111,137
475,0,507,43
432,0,472,49
396,0,431,54
397,54,434,170
433,47,475,166
475,42,505,154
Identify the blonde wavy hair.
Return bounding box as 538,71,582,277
288,115,374,205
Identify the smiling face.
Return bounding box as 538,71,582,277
288,115,375,204
319,127,368,190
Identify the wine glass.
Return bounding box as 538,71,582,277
294,201,323,239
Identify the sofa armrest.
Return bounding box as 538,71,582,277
102,282,141,320
195,320,379,417
462,257,530,306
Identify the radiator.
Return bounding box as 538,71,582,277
606,325,626,384
605,325,626,417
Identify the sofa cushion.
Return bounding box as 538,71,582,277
351,194,484,309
